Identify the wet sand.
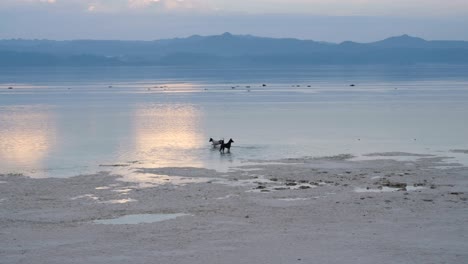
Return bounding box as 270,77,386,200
1,153,467,264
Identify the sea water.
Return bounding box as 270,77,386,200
1,65,467,178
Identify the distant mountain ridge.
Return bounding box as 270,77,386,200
1,33,467,66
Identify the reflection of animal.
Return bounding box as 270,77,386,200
209,138,223,147
220,139,234,153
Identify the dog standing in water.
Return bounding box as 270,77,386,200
220,139,234,153
209,138,223,147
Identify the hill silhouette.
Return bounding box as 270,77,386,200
1,33,467,66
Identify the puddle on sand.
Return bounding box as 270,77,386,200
112,188,134,194
95,186,111,190
101,198,137,204
93,213,188,225
277,198,310,201
71,194,99,200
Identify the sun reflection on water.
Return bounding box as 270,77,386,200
0,107,56,170
130,104,205,167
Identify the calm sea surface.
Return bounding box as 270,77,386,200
1,65,467,177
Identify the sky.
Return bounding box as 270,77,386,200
0,0,467,42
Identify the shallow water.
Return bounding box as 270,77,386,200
1,65,468,178
93,213,188,225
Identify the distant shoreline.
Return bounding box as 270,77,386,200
1,34,468,67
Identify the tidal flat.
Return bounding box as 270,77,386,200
1,153,467,264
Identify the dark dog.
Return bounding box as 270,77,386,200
220,138,234,153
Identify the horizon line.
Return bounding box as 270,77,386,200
1,33,467,44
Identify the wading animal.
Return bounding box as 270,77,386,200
220,139,234,153
209,138,223,147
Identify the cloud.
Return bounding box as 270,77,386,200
0,0,53,6
202,0,468,16
1,0,209,13
127,0,205,11
1,0,467,16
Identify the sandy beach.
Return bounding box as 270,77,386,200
1,152,467,264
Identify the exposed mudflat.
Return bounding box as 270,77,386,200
1,154,467,264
